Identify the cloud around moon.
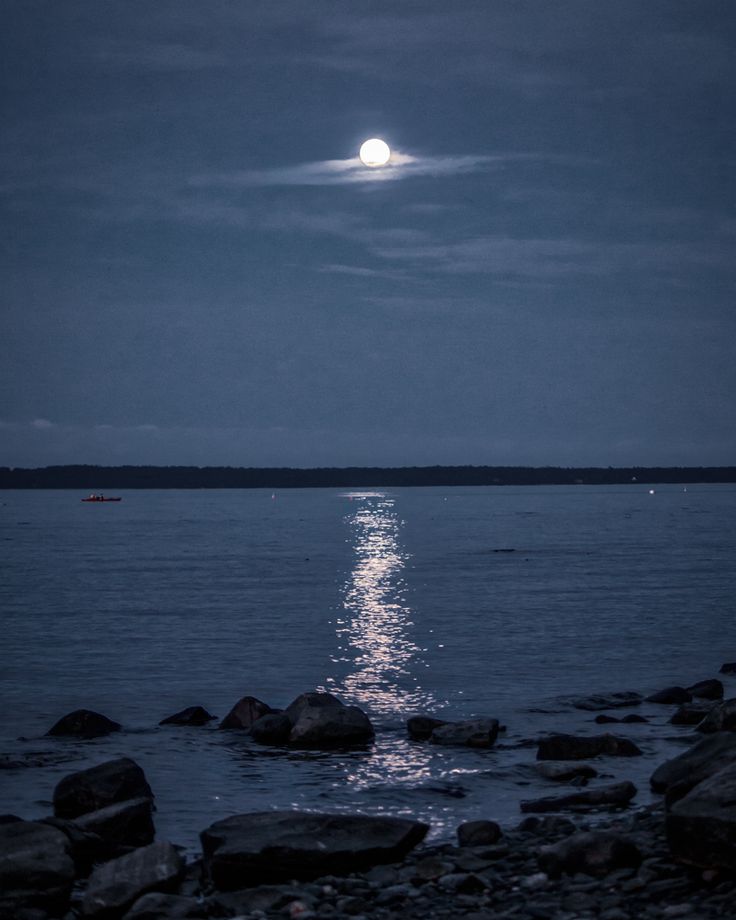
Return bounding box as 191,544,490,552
191,152,497,188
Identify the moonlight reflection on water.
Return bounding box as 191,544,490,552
326,492,436,717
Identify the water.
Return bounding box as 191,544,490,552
1,484,735,851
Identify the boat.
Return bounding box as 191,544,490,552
81,494,122,502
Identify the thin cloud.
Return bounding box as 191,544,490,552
191,152,496,188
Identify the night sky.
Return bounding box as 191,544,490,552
2,1,734,468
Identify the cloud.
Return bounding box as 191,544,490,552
191,152,496,188
92,40,229,71
31,418,55,429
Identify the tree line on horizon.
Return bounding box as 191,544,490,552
1,464,735,489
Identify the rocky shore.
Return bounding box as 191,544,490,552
3,675,736,920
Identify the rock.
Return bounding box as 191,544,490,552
666,761,736,870
594,714,621,724
457,820,502,847
670,701,717,725
520,780,637,813
73,796,155,850
536,734,642,760
286,694,374,748
206,886,299,917
621,713,648,723
645,686,692,704
535,762,598,781
406,716,448,741
720,662,736,674
159,706,215,726
517,815,577,837
200,811,428,889
430,718,499,748
538,831,642,877
249,713,292,744
219,696,273,730
0,820,75,916
81,841,185,918
53,757,153,820
694,697,736,732
122,892,204,919
650,732,736,796
686,679,724,700
572,692,643,711
46,709,121,739
40,816,105,875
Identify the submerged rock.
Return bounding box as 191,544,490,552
219,696,273,730
430,718,499,748
200,811,428,889
666,761,736,871
645,686,692,704
53,757,153,820
81,841,185,918
720,662,736,674
47,709,122,739
538,830,642,877
159,706,215,726
520,780,637,813
650,732,736,797
537,734,642,761
535,761,598,782
407,715,448,740
572,692,642,711
0,820,75,916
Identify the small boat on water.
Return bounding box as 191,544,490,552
81,494,121,502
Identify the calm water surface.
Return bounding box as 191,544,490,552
1,485,735,849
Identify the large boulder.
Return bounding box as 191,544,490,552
666,761,736,870
0,820,75,916
159,706,215,726
650,732,736,796
720,662,736,674
286,693,374,747
645,686,692,704
537,734,642,761
694,697,736,733
686,679,724,700
219,696,273,730
538,831,642,877
200,811,429,889
53,757,153,819
249,713,292,745
571,692,642,711
47,709,121,739
430,718,499,748
670,701,717,725
122,892,203,919
81,841,185,918
73,796,155,850
520,781,637,813
407,715,448,741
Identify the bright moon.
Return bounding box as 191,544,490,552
359,138,391,167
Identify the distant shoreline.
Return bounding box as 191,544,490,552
1,464,735,489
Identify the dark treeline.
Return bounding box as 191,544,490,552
1,465,735,489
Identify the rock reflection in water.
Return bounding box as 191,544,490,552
326,492,435,717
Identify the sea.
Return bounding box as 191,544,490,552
1,484,735,852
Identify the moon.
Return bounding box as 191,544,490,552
359,138,391,167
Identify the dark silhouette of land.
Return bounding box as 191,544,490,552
1,465,735,489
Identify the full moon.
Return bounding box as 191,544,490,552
359,138,391,167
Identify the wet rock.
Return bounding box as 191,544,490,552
159,706,215,726
694,697,736,732
650,732,736,796
53,757,153,820
0,820,75,917
81,841,185,918
593,713,647,724
535,761,598,781
517,815,577,837
40,817,104,876
536,733,642,760
572,692,643,711
122,892,203,919
219,695,273,730
207,885,300,916
46,709,121,739
538,830,642,877
686,679,724,700
200,811,428,889
286,693,374,748
645,687,692,704
457,820,502,847
666,761,736,871
73,796,155,850
520,780,637,813
249,712,292,744
406,716,448,741
720,662,736,674
430,718,499,748
670,701,717,725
